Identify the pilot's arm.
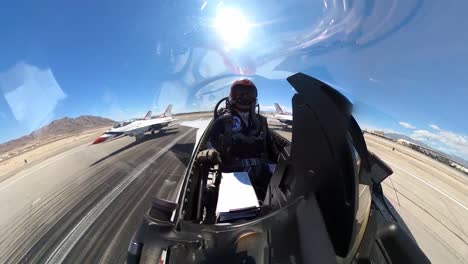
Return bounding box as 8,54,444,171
206,116,226,153
196,116,226,165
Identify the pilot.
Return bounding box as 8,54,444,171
197,79,279,199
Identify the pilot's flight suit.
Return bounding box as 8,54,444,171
207,110,279,199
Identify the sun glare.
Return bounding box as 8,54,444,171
214,7,251,49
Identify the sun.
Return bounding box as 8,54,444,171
214,7,251,49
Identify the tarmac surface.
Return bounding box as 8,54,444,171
0,118,466,263
365,134,468,263
0,113,207,263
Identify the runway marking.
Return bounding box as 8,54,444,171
32,198,41,205
388,177,401,206
102,163,179,259
0,145,88,192
384,190,468,262
45,129,194,264
385,160,468,212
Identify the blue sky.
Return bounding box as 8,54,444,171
1,0,468,160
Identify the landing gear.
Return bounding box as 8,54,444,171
135,134,145,142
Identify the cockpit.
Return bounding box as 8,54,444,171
113,120,134,129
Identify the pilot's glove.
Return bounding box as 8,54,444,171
196,149,222,165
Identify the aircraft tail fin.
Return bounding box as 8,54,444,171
274,103,285,114
143,110,152,120
161,104,173,117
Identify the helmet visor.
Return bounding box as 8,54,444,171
231,84,257,108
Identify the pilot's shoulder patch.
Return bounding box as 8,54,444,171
232,116,242,132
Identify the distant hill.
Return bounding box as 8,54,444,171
383,132,468,167
0,115,115,155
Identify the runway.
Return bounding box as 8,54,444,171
0,114,207,263
365,134,468,263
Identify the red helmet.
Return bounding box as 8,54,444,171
229,79,257,111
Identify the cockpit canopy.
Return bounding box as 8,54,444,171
113,120,134,129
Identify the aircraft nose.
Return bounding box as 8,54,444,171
92,136,108,144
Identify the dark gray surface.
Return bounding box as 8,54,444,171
0,124,197,263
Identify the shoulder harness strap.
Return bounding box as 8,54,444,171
221,115,233,160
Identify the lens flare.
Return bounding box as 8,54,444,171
214,7,251,49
